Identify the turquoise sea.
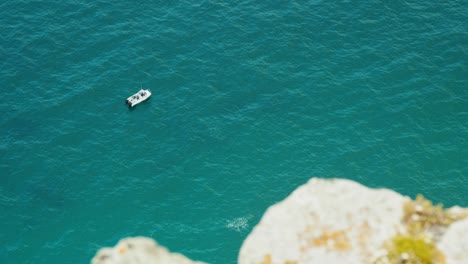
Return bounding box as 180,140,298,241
1,1,467,263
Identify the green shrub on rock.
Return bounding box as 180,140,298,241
385,234,445,264
373,193,468,264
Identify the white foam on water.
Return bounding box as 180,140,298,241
226,215,253,232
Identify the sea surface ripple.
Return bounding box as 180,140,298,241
0,1,467,263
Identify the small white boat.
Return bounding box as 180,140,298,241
125,89,151,107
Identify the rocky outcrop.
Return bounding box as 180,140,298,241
239,178,468,264
91,178,467,264
91,237,205,264
439,218,468,264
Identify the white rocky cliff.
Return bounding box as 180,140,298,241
91,237,205,264
91,178,468,264
239,178,468,264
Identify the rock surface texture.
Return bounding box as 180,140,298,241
239,178,468,264
439,219,468,264
91,237,205,264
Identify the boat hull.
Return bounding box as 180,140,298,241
126,89,151,107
